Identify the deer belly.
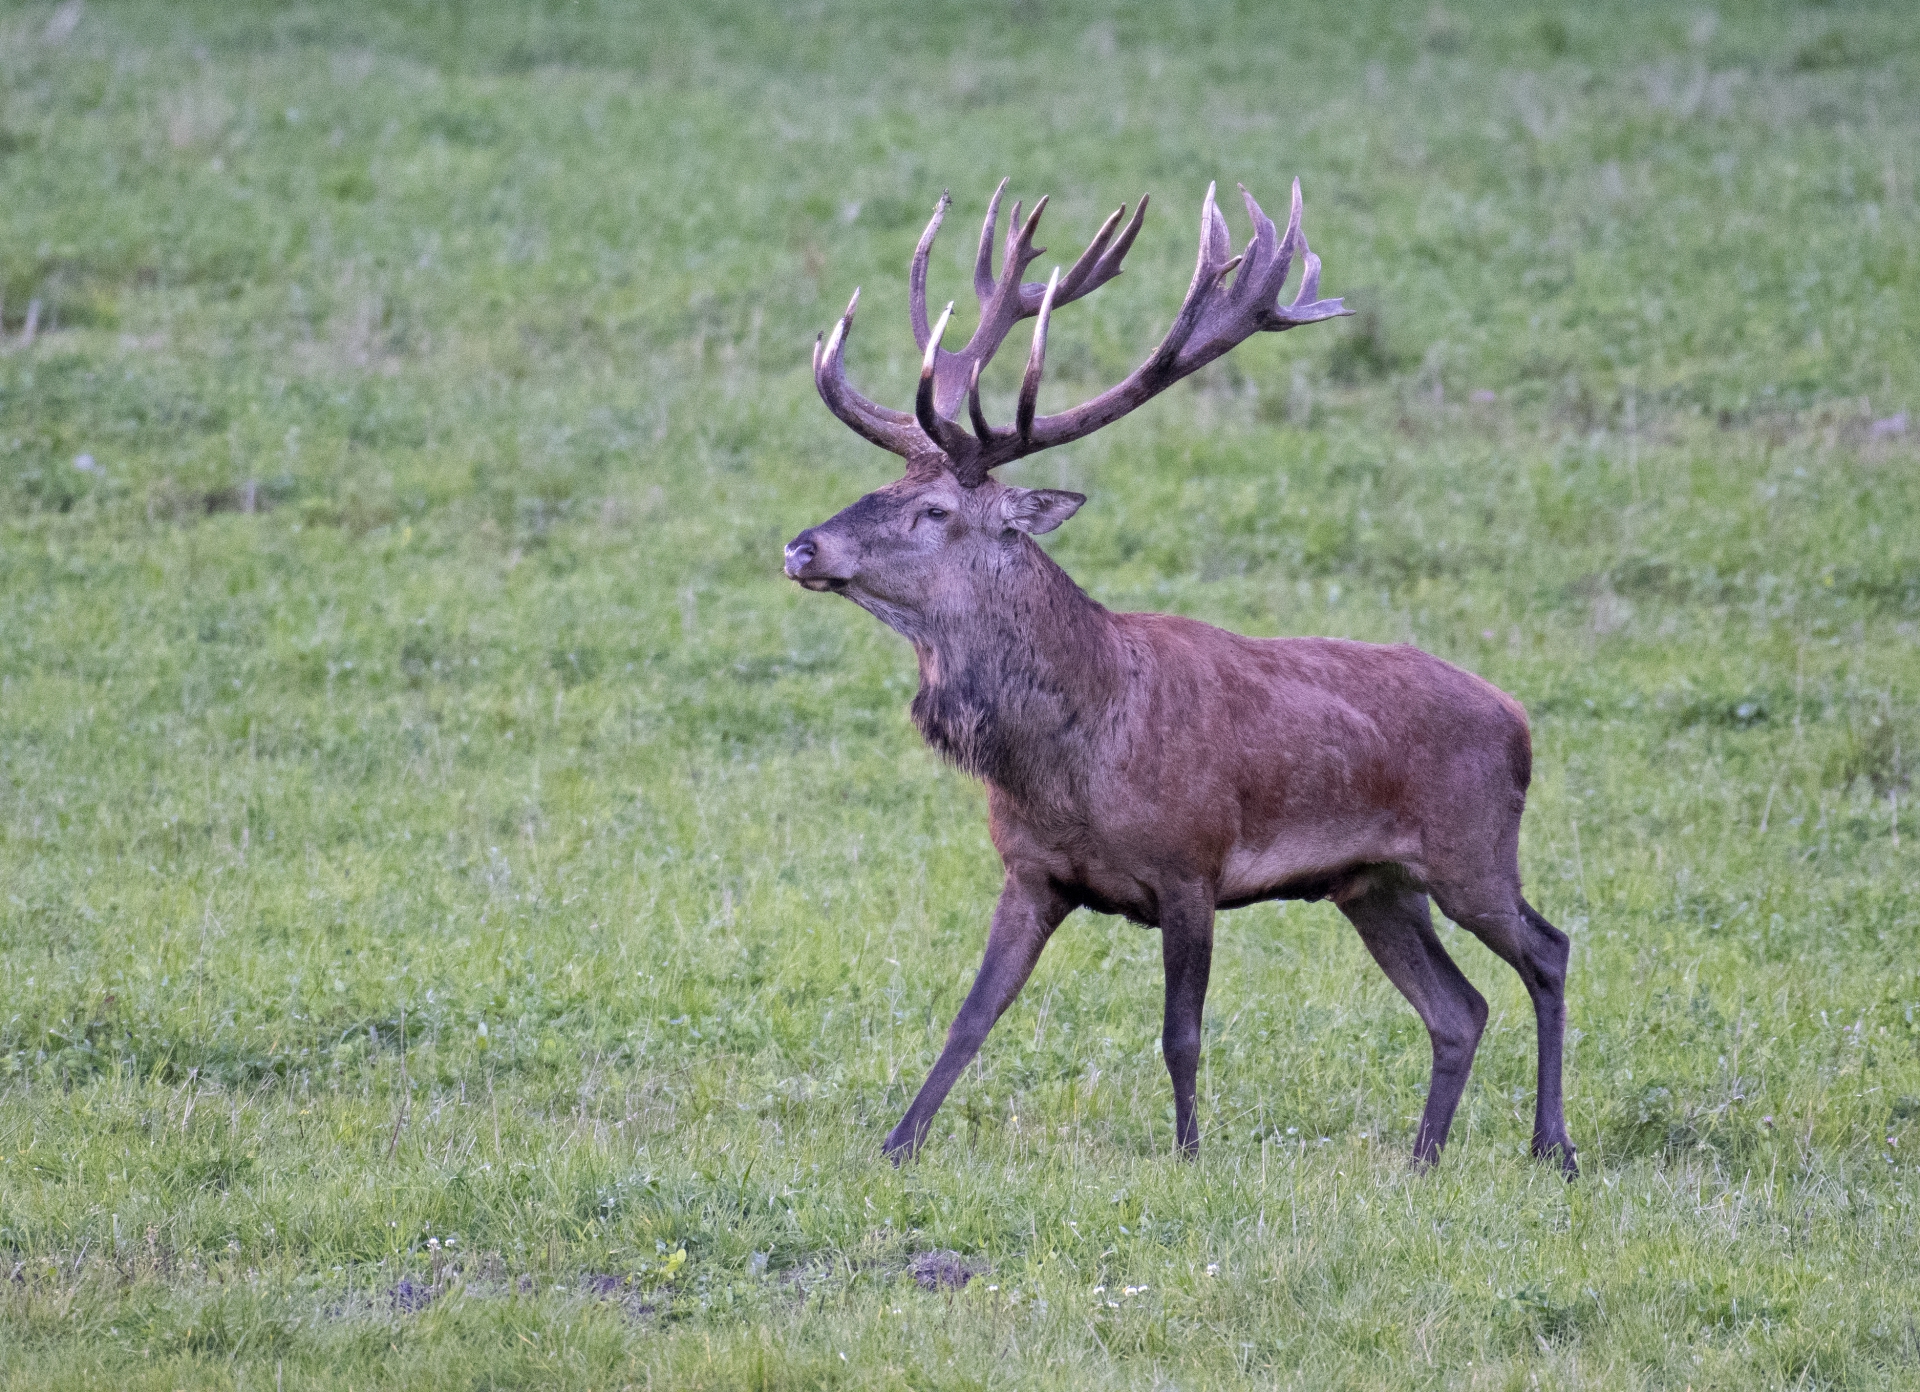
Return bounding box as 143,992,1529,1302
1217,816,1410,905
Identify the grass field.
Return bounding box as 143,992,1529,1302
2,1,1919,1386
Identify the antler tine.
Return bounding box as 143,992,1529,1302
909,191,952,350
999,198,1022,299
966,359,998,446
1017,267,1061,441
1055,204,1125,301
1054,195,1148,304
995,196,1048,311
1202,182,1233,272
1109,193,1149,263
1232,183,1283,308
913,301,975,459
1294,238,1323,305
1271,183,1346,326
973,178,1009,305
814,288,920,457
915,300,953,435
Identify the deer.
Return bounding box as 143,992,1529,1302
782,176,1576,1175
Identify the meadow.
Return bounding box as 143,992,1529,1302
1,0,1918,1386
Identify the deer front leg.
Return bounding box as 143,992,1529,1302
882,873,1069,1162
1159,886,1216,1157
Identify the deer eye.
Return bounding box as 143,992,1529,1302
924,507,948,520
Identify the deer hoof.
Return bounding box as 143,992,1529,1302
1533,1138,1579,1179
881,1127,922,1165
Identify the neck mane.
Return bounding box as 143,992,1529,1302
904,538,1119,801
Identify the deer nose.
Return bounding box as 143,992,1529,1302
783,533,817,578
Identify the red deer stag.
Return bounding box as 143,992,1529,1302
784,178,1575,1173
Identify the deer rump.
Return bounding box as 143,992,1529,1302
784,178,1577,1174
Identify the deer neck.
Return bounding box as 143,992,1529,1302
906,539,1119,796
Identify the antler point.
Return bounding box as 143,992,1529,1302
922,301,955,379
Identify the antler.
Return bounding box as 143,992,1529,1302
1012,180,1348,465
811,288,926,461
813,179,1348,485
908,179,1147,424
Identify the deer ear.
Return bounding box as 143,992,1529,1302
1000,487,1086,535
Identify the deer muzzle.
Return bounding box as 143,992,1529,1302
783,529,847,591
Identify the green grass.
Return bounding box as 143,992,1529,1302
2,0,1918,1386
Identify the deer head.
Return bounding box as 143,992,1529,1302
784,177,1349,630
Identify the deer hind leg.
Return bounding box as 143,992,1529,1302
1433,890,1577,1175
1338,882,1489,1167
